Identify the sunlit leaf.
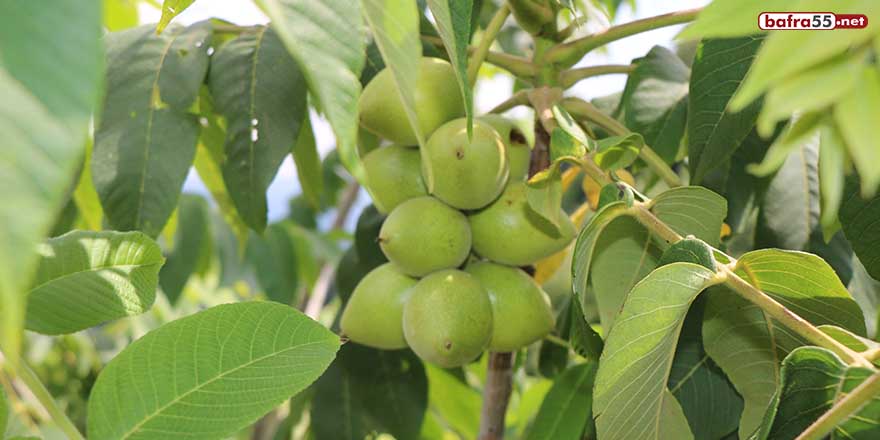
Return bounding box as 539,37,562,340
157,0,196,33
87,302,339,439
525,362,597,440
426,0,473,134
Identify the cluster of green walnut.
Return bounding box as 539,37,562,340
340,58,577,368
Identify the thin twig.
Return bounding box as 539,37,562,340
544,7,702,66
421,35,538,79
562,97,682,188
468,4,511,86
559,64,635,88
489,89,531,114
303,182,360,320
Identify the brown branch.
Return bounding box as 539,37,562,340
478,352,515,440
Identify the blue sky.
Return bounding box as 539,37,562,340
139,0,707,229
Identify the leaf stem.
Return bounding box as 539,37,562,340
796,370,880,440
489,89,531,114
545,7,702,66
2,357,85,440
468,4,511,86
421,35,537,79
559,64,635,88
562,97,682,188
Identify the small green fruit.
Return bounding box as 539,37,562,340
466,262,554,351
422,119,509,210
478,115,531,181
340,263,417,349
359,57,464,145
403,270,493,367
469,181,576,266
379,196,471,276
363,145,427,214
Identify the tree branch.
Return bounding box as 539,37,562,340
562,97,682,188
478,352,515,440
421,35,538,79
559,64,635,88
545,7,702,67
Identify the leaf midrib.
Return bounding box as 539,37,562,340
121,339,331,439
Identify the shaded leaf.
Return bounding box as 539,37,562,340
425,364,481,439
159,194,212,304
247,222,300,306
209,26,308,232
593,262,718,440
257,0,366,182
649,186,728,247
593,133,643,171
93,23,212,237
568,296,604,361
157,0,196,33
24,230,162,335
525,362,597,440
735,249,866,335
840,176,880,281
291,115,323,209
658,237,715,269
819,123,847,237
756,347,880,440
312,344,427,440
571,201,630,314
687,36,764,184
87,302,339,439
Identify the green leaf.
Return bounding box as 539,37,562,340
0,0,103,361
525,362,597,440
620,46,689,161
426,0,473,135
73,141,104,231
157,0,196,33
87,301,339,439
755,134,819,251
552,105,591,149
104,0,139,31
819,324,879,352
735,249,867,335
593,133,643,171
549,127,587,163
22,231,162,335
209,26,308,233
257,0,366,182
572,201,630,314
819,123,847,237
687,36,764,184
354,205,388,268
678,0,789,40
159,195,212,304
757,54,861,136
247,222,300,306
312,344,427,440
193,95,250,252
834,67,880,196
748,112,821,178
426,365,481,439
668,299,743,440
658,237,715,270
756,347,879,440
731,1,880,111
525,172,564,233
94,23,212,237
568,296,604,361
291,115,323,210
362,0,425,147
848,255,880,339
703,287,781,439
0,379,7,437
649,186,728,247
594,262,718,440
591,216,661,330
840,177,880,281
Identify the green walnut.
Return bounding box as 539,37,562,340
422,118,509,210
379,196,471,276
363,144,427,214
340,263,417,349
469,181,576,266
466,262,554,351
359,57,464,145
478,114,531,181
403,270,493,367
